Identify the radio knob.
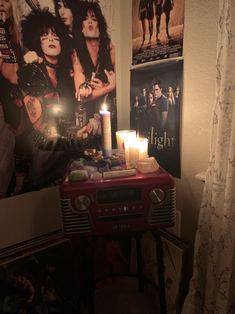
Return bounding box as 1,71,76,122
74,195,91,211
149,188,165,204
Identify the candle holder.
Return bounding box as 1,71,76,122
124,137,149,168
129,139,140,168
116,130,136,156
138,137,148,160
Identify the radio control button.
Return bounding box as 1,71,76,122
74,195,91,211
149,188,165,204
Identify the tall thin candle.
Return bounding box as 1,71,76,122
100,104,112,157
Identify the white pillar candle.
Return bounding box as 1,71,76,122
128,138,140,168
124,138,131,168
125,137,148,168
100,104,112,157
138,137,148,159
116,130,136,155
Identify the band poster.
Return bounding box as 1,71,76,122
0,0,116,198
130,60,183,177
132,0,185,65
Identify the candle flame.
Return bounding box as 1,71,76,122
101,103,108,111
52,104,62,114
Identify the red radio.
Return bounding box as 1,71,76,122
60,169,176,237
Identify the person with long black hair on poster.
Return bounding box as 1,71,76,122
23,0,77,64
53,0,76,37
18,9,84,191
146,90,155,129
166,85,176,136
72,1,116,141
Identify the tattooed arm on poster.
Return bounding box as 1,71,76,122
22,95,44,133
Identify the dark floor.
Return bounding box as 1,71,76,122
81,277,160,314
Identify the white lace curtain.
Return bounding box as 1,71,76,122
182,1,235,313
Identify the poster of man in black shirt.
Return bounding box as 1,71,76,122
130,60,183,177
132,0,185,65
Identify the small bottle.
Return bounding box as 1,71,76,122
75,95,86,128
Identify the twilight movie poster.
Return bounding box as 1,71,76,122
0,0,117,198
132,0,185,65
130,60,183,177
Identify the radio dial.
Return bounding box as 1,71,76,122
74,195,91,211
149,188,165,204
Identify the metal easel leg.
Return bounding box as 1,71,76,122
135,234,144,292
154,231,167,314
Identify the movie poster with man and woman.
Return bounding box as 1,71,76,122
0,0,117,198
132,0,185,65
130,60,183,177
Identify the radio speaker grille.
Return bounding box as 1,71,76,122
149,188,176,226
61,199,92,235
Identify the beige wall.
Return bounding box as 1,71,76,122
116,0,219,245
0,0,219,250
